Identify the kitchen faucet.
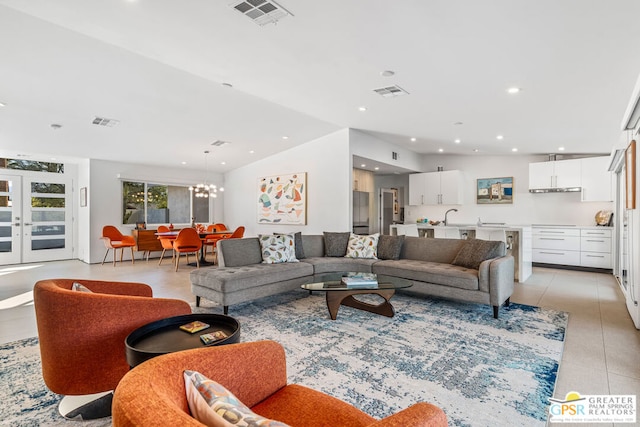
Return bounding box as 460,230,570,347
443,208,458,226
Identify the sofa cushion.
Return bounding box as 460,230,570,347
344,233,379,259
400,236,465,264
217,238,263,267
452,239,505,270
184,370,289,427
303,257,378,274
372,259,479,291
259,234,298,264
190,262,314,293
377,235,405,260
323,232,350,257
275,232,305,260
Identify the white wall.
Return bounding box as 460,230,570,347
86,159,223,263
404,154,614,226
349,129,422,172
224,129,351,237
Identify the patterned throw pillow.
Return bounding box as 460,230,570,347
258,234,299,264
274,231,305,259
184,370,290,427
344,233,380,259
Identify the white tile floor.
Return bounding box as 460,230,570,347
1,260,639,425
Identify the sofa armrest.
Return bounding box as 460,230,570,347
369,402,447,427
486,255,515,306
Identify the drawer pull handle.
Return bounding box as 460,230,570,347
586,239,605,242
539,238,565,240
539,231,565,234
539,251,566,255
586,255,605,258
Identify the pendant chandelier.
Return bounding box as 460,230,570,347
189,150,224,198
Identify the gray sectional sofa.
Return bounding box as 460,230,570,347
190,234,515,318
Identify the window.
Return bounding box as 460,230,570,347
0,158,64,173
122,181,197,225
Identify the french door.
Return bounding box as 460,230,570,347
0,173,73,265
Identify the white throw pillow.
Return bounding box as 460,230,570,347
344,233,380,259
258,234,299,264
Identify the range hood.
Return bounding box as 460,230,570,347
529,187,581,193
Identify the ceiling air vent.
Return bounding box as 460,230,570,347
92,116,120,127
373,85,409,98
230,0,292,26
211,140,230,147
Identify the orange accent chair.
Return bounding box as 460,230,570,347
112,340,447,427
173,228,203,271
34,279,191,419
157,225,176,266
101,225,136,266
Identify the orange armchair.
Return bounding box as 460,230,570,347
112,340,447,427
101,225,136,266
173,228,203,271
34,279,192,419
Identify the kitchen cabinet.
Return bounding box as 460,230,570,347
529,159,581,190
532,226,613,269
580,156,614,202
409,170,463,205
580,228,612,268
532,227,581,265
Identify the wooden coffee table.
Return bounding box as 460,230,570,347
301,273,412,320
125,313,240,367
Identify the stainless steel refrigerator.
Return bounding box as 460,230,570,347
352,191,370,235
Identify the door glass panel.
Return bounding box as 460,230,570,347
32,225,65,236
32,239,65,250
32,197,65,208
31,182,65,194
31,211,65,222
0,226,11,238
0,241,10,252
0,211,11,222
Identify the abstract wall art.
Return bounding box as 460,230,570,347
257,172,307,224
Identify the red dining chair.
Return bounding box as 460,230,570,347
173,228,202,271
157,225,176,266
101,226,136,266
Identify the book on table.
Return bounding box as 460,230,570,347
200,330,229,345
341,274,378,288
179,320,210,334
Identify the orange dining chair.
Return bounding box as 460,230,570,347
218,226,245,242
101,225,136,266
157,225,176,266
173,228,202,271
203,223,230,261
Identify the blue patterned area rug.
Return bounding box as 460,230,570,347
196,291,568,427
0,337,111,427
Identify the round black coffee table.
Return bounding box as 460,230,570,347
125,313,240,367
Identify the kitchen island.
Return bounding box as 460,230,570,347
389,223,532,282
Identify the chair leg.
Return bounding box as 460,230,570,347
159,249,166,266
101,249,110,265
113,248,118,267
196,251,200,268
175,253,180,272
130,247,135,264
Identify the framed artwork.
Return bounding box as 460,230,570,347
391,188,399,214
626,140,636,209
257,172,307,225
477,177,514,204
80,187,87,207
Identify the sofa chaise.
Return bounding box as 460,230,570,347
190,234,514,318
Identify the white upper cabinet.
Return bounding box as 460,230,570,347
529,159,582,190
409,170,463,205
580,156,614,202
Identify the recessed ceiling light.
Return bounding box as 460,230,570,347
0,101,5,107
380,70,395,77
496,135,504,140
511,148,518,152
181,161,187,165
473,149,480,153
249,150,255,154
438,148,444,153
507,87,522,94
410,137,416,142
374,167,380,170
221,161,226,165
453,121,463,126
361,164,366,168
282,136,289,140
358,106,367,112
454,139,461,144
558,147,565,151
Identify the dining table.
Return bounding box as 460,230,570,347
156,229,231,266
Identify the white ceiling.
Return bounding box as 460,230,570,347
1,0,640,174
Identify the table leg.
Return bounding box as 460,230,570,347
325,289,396,320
